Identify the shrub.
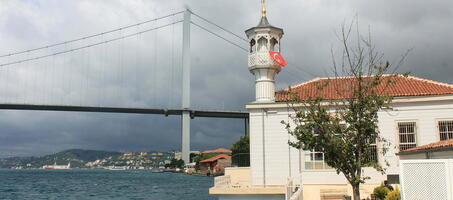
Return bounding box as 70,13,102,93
373,185,391,200
384,189,400,200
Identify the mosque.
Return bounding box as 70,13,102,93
210,1,453,199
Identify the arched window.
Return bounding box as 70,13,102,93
270,38,279,52
257,37,268,52
250,39,256,53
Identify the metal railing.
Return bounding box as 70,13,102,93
248,52,279,67
214,175,231,188
286,176,303,200
231,153,250,167
289,188,303,200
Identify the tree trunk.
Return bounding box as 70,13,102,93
352,184,361,200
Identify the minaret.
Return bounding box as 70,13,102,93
246,0,284,103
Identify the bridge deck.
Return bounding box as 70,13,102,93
0,104,249,119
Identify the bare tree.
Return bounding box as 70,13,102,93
282,19,409,200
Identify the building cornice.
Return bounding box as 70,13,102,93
245,94,453,110
398,146,453,156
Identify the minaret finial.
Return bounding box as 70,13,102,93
261,0,266,17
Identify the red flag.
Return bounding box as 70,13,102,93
269,51,288,67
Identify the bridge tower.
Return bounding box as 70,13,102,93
246,0,284,103
181,9,191,164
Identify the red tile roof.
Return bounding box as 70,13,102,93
202,148,232,154
275,75,453,102
400,139,453,154
199,154,231,163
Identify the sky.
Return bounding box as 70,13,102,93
0,0,452,157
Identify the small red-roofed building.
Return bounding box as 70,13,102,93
399,139,453,160
398,139,453,199
199,154,232,176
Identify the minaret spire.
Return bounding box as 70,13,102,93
246,0,284,103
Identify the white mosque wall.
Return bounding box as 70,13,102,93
300,167,385,185
378,99,453,174
249,108,302,186
248,98,453,186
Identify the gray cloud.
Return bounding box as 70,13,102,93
0,0,452,157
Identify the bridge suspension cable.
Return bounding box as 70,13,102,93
189,11,321,79
0,20,183,67
0,11,184,58
191,22,248,52
191,12,248,42
1,10,251,66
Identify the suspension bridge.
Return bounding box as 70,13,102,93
0,8,316,163
0,9,257,163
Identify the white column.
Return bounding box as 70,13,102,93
254,68,277,102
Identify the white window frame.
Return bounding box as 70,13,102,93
396,121,418,151
304,150,332,170
437,120,453,141
366,138,379,163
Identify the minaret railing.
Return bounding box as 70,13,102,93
248,52,279,67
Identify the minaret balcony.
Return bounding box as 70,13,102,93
248,52,279,68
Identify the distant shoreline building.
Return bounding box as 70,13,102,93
202,148,232,155
42,162,71,170
175,150,201,161
199,154,232,176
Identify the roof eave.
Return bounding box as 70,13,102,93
398,146,453,155
248,94,453,109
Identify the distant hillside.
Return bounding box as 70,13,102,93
55,149,122,162
0,149,121,169
0,156,36,168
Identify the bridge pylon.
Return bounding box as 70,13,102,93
181,9,191,165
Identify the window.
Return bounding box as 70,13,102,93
270,38,279,51
249,39,256,53
364,137,378,164
257,37,268,52
438,120,453,140
304,150,332,170
368,144,378,162
398,122,417,151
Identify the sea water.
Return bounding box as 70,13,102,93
0,169,216,200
